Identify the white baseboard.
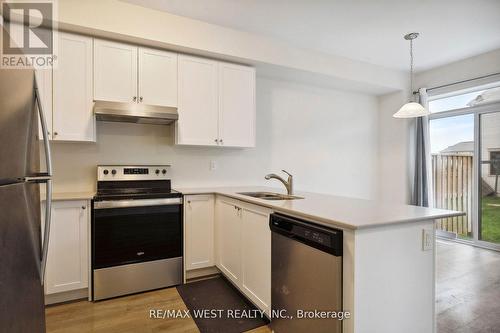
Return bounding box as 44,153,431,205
45,288,88,305
186,266,220,282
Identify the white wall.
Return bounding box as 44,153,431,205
262,79,379,199
415,48,500,90
50,77,379,200
377,91,414,204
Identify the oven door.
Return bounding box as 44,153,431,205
92,198,182,269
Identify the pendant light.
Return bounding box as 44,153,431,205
393,32,430,118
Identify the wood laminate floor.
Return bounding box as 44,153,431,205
46,241,499,333
45,286,271,333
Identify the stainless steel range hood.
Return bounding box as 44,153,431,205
94,101,178,125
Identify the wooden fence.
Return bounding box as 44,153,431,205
432,154,473,237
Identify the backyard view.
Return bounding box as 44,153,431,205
481,196,500,243
480,112,500,244
430,114,475,240
429,95,500,246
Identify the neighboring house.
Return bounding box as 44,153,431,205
438,137,500,196
439,141,474,155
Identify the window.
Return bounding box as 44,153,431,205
429,85,500,114
489,151,500,176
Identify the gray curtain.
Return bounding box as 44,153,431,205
411,88,431,207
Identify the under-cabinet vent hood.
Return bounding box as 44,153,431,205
94,101,178,125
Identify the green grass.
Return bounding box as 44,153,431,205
481,196,500,244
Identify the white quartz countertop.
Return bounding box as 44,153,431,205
176,186,464,230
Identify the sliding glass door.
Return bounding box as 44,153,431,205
430,114,474,240
479,112,500,245
428,85,500,250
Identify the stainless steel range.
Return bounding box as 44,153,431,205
91,165,183,301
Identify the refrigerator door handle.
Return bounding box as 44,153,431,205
40,179,52,285
35,74,53,285
34,75,53,177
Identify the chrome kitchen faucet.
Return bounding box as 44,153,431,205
265,170,294,195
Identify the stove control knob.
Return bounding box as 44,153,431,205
162,169,167,174
111,169,117,175
155,169,160,175
103,169,109,175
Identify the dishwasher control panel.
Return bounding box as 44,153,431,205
297,225,332,246
270,213,343,256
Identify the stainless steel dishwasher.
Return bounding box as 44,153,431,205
270,213,343,333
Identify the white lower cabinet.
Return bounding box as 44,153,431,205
215,197,271,314
216,198,243,285
240,204,271,314
42,200,89,295
184,195,215,270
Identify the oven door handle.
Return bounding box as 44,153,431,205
94,198,182,209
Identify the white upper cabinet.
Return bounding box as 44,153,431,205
53,32,95,142
94,39,138,103
138,47,178,107
176,55,256,147
184,195,215,271
35,68,53,140
218,63,256,147
176,55,219,146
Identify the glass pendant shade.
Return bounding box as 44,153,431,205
393,32,429,118
393,101,429,118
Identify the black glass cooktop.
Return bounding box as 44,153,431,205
94,180,182,201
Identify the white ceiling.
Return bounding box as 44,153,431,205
121,0,500,72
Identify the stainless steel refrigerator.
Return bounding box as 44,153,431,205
0,69,53,332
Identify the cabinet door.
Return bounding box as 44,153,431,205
185,195,214,270
176,55,219,146
35,68,52,140
241,204,271,314
94,39,137,103
53,33,95,142
44,200,89,295
218,63,256,147
215,199,242,286
138,47,177,107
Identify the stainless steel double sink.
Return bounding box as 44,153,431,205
237,191,304,200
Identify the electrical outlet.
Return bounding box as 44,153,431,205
422,229,434,251
209,160,217,171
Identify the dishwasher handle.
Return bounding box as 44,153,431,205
270,213,343,256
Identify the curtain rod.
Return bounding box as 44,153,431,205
424,72,500,92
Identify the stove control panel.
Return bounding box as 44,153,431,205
97,165,171,181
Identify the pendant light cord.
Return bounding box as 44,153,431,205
410,38,414,98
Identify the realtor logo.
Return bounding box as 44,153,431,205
1,1,56,68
